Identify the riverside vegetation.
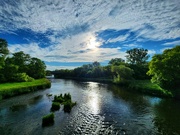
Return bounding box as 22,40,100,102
42,93,76,126
0,38,51,99
51,46,180,99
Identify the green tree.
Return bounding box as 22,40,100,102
111,65,134,83
11,51,31,73
0,38,9,56
27,57,46,79
147,46,180,89
108,58,125,66
126,48,149,65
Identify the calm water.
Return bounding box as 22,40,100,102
0,79,180,135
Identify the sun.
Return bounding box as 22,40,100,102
87,36,100,49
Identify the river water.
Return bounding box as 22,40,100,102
0,79,180,135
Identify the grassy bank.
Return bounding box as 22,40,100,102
0,78,51,100
127,80,173,98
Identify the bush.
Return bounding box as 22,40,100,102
12,73,34,82
63,101,76,113
51,102,60,111
42,113,54,126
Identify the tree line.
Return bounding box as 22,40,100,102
52,45,180,92
52,48,151,81
0,38,46,83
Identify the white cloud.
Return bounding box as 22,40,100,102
9,32,126,64
163,40,180,46
106,33,130,43
0,0,179,40
123,44,141,48
1,0,180,68
148,49,156,55
46,65,76,71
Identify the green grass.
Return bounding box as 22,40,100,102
42,113,54,126
63,101,76,113
53,93,77,113
128,80,173,98
51,102,60,111
0,78,51,100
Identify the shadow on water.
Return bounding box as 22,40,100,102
153,99,180,135
9,104,28,112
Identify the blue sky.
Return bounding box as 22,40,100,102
0,0,179,70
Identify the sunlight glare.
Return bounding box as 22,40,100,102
87,82,101,114
87,36,100,50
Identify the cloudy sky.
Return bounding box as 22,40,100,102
0,0,179,70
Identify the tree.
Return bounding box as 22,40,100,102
126,48,149,65
108,58,125,66
0,38,9,56
147,46,180,89
111,65,134,83
92,61,100,67
27,57,46,79
11,51,31,73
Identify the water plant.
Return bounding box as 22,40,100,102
63,101,76,113
51,102,60,111
53,93,76,113
42,113,54,126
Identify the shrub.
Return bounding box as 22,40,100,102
12,73,34,82
53,94,64,103
51,102,60,111
63,101,76,113
42,113,54,126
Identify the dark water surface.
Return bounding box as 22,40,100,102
0,79,180,135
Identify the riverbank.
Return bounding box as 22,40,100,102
57,77,174,98
0,78,51,100
127,80,173,98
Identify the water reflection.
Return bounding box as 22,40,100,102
86,82,101,114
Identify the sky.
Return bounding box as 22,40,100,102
0,0,180,70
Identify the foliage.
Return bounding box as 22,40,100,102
53,93,72,103
108,58,125,66
12,73,34,82
53,93,76,113
128,80,173,98
42,113,54,126
0,38,46,83
0,38,9,56
51,102,60,111
27,57,46,79
147,46,180,89
63,101,76,113
111,65,134,83
53,62,113,79
128,64,150,80
126,48,149,65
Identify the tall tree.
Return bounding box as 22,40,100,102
147,46,180,89
126,48,149,65
0,38,9,56
27,57,46,79
11,51,31,73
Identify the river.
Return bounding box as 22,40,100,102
0,79,180,135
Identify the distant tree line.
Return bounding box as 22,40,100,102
52,45,180,93
0,38,46,83
53,48,151,82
